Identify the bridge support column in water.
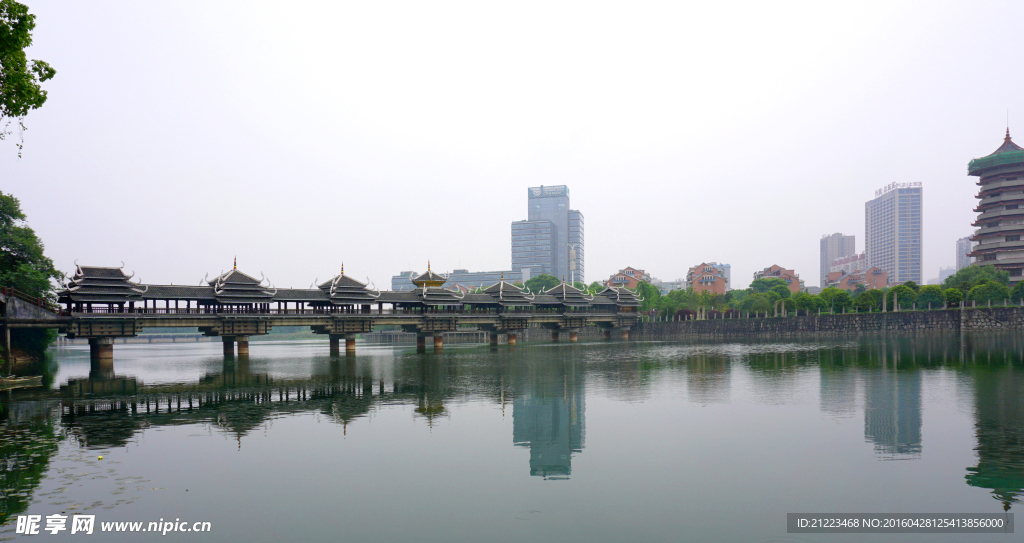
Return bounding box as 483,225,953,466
346,334,356,353
569,331,578,342
88,337,114,379
489,333,498,346
416,334,427,353
551,331,560,342
602,329,611,340
222,336,235,357
237,335,250,356
329,334,341,355
433,333,443,351
507,332,517,346
621,328,630,341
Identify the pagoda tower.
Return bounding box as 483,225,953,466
968,129,1024,283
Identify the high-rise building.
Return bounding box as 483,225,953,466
938,266,956,284
820,233,856,288
511,186,584,283
956,237,975,271
967,130,1024,283
865,183,923,284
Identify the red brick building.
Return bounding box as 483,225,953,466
753,265,802,294
687,263,729,295
826,266,887,291
605,267,651,289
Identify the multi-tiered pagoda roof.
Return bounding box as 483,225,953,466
538,282,593,307
595,286,642,308
317,266,380,305
60,265,146,303
208,267,276,304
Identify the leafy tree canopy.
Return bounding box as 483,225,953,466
0,190,59,354
524,274,560,293
818,287,852,311
942,265,1009,294
916,285,944,309
1010,281,1024,303
886,284,917,310
943,288,964,307
1,0,56,155
967,280,1010,305
750,277,788,294
635,281,661,312
854,289,883,310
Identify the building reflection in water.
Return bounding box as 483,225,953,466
686,351,732,405
819,347,858,419
862,340,922,459
512,360,585,480
965,355,1024,511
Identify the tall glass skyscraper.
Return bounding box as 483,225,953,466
865,184,922,284
819,233,856,287
511,186,584,283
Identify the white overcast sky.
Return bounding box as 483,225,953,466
3,0,1023,289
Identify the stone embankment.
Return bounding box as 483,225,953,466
630,307,1024,340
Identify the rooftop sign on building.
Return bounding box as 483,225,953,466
529,185,568,198
874,181,922,198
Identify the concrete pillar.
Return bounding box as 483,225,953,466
489,333,499,345
223,336,235,356
551,331,560,342
602,329,612,340
329,334,341,355
621,329,630,341
346,335,357,353
569,331,578,342
2,325,10,375
236,335,249,356
433,333,443,350
416,334,426,352
89,337,115,379
507,332,517,346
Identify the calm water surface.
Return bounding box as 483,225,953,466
1,334,1022,542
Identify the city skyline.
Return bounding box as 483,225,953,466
3,2,1020,291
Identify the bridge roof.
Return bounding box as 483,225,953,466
318,272,380,304
61,264,145,303
541,282,592,306
596,286,642,307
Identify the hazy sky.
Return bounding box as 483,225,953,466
4,1,1023,290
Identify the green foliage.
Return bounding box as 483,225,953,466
635,281,661,312
587,281,603,294
853,289,883,311
770,284,791,299
750,277,788,294
1,1,56,156
903,281,920,292
739,292,772,314
967,280,1010,305
524,274,560,293
818,287,852,312
943,288,964,308
1011,281,1024,303
942,265,1009,294
0,191,59,356
885,284,917,310
916,285,944,309
851,282,868,297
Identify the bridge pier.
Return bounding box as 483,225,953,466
329,334,341,355
602,329,612,340
620,328,630,341
236,335,250,356
433,333,444,350
507,332,517,346
551,331,560,342
416,334,426,352
223,336,235,356
2,325,10,375
89,337,115,379
489,333,498,346
569,331,578,342
346,335,356,353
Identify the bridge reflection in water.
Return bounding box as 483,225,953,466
2,334,1024,528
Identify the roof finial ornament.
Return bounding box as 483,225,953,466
341,262,344,275
1007,126,1012,142
501,271,504,281
428,260,431,272
233,256,237,270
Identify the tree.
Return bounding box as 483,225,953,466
854,289,883,311
967,280,1010,305
793,292,825,313
1,191,59,355
635,281,661,312
851,282,868,297
818,287,852,312
750,277,788,294
903,280,920,292
1,1,56,156
916,285,944,309
587,281,603,294
740,292,772,314
885,284,917,310
524,274,560,294
942,265,1009,294
770,284,791,299
943,288,964,308
1011,281,1024,304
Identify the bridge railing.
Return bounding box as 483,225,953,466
66,306,625,317
1,286,61,313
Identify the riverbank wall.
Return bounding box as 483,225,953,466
630,307,1024,340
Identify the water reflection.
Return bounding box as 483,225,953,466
3,333,1024,532
512,356,585,479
